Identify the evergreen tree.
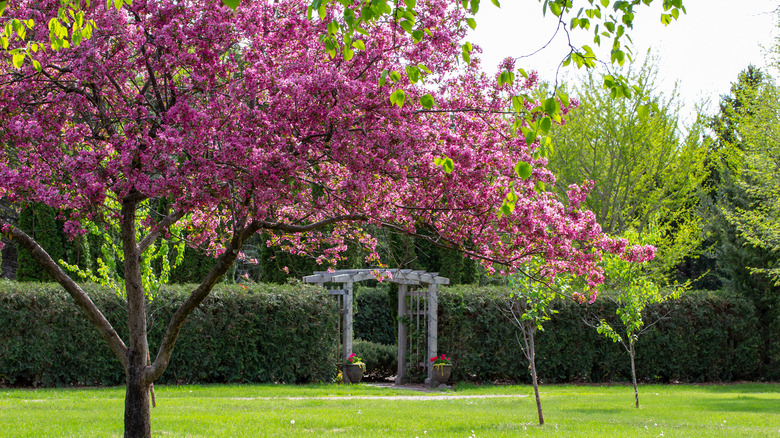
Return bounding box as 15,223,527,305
17,204,66,282
704,66,780,378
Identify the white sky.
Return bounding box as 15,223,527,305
469,0,779,124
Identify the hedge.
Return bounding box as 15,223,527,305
360,285,764,384
0,282,767,387
0,281,338,387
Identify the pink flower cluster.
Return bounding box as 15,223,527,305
620,244,657,263
0,0,650,303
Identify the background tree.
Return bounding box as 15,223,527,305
547,57,707,284
0,0,634,436
701,66,780,378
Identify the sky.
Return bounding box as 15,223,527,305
468,0,779,124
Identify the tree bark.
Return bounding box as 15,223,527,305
125,349,152,438
528,327,544,426
630,341,639,408
121,196,153,438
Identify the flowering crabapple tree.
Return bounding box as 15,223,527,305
1,0,637,436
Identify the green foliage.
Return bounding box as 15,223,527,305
169,245,216,284
58,197,186,300
0,282,337,386
436,286,762,384
352,339,397,378
702,66,780,379
354,286,395,345
0,282,765,387
16,203,78,283
598,226,679,346
548,58,707,240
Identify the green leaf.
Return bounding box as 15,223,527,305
343,48,354,61
404,0,416,9
491,0,500,6
511,95,523,113
113,0,124,10
378,70,389,87
549,1,562,16
636,104,649,119
470,0,479,13
466,18,477,30
525,129,537,146
517,68,528,79
0,1,6,17
12,52,24,68
352,40,365,51
390,89,406,108
539,116,552,134
419,94,435,109
514,161,532,180
543,97,558,115
405,65,420,83
32,59,41,72
389,70,401,83
461,42,472,64
434,156,454,173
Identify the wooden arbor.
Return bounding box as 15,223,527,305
302,269,449,386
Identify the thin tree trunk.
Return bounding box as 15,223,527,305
630,341,639,408
528,327,544,425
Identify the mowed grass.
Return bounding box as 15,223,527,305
1,382,778,437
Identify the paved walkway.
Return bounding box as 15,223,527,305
230,383,528,401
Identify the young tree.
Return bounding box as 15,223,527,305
0,0,636,436
505,270,561,426
594,226,670,408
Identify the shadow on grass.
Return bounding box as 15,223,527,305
683,383,780,395
695,396,780,414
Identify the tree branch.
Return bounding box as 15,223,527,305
258,214,368,232
138,209,187,254
2,221,129,368
145,221,261,384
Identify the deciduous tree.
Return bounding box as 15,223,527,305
1,0,638,436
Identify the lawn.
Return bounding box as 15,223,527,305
0,383,778,437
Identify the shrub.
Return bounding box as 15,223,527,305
353,339,397,379
0,281,338,387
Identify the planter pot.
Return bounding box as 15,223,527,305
345,363,364,383
432,364,452,384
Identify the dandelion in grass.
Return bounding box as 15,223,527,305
290,420,295,425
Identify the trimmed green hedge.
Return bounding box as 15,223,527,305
0,282,338,387
0,282,766,387
388,286,763,383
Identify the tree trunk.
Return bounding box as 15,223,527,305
528,327,544,425
122,197,152,438
630,341,639,408
124,354,152,438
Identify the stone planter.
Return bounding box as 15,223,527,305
432,364,452,384
345,363,364,383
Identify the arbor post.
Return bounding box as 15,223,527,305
395,283,409,384
342,281,354,383
424,283,438,387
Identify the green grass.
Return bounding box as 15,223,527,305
1,383,778,437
